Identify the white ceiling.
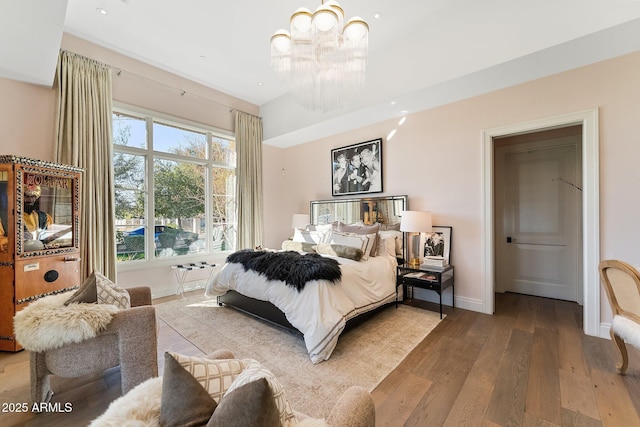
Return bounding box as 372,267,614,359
3,1,640,147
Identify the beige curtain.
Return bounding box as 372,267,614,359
235,111,264,249
54,51,117,281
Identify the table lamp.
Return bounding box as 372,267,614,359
400,211,432,267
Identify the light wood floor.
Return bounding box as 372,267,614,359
1,292,639,426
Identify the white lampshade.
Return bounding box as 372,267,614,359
291,213,310,229
271,30,292,53
400,211,433,233
291,8,312,34
343,17,369,41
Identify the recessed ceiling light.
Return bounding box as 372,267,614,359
373,12,383,20
390,101,397,106
257,82,264,86
96,7,108,15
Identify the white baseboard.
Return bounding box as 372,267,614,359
410,287,484,313
151,280,207,300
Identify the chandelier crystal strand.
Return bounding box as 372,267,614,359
270,1,368,112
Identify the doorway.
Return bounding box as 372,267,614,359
494,126,583,303
482,109,601,337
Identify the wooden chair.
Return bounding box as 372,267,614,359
598,260,640,374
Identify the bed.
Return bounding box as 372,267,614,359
205,195,407,364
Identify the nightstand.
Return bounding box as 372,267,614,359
396,263,454,318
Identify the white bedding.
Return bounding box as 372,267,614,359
204,252,398,363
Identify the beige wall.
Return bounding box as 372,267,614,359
263,52,640,325
0,77,56,160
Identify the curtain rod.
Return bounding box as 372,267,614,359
59,50,258,118
112,66,260,117
229,109,262,119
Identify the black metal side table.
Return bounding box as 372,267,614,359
396,263,454,319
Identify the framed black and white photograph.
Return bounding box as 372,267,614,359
331,138,382,196
422,226,452,264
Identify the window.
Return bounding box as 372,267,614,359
113,108,236,262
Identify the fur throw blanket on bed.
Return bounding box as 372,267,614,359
14,291,119,352
227,249,341,291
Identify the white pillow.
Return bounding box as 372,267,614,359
293,228,326,244
325,231,376,260
379,230,403,256
305,223,333,233
379,235,398,258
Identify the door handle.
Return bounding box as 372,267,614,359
64,256,82,263
507,237,513,243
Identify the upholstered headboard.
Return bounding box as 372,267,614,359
310,195,407,228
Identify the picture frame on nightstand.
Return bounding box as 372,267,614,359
421,226,452,265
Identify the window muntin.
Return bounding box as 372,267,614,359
113,109,236,262
152,122,207,159
113,112,147,149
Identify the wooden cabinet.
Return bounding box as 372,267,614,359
0,156,82,351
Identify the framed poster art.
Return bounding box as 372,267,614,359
421,226,452,265
331,138,382,196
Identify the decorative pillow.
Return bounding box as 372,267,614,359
314,243,363,261
378,235,398,258
379,230,403,256
380,223,401,231
207,378,280,427
336,222,380,256
226,359,296,427
166,352,249,403
160,352,217,427
64,271,131,309
378,230,404,256
64,273,98,305
281,240,316,253
325,231,376,260
305,223,334,233
292,229,327,244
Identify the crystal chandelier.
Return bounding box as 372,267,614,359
270,0,369,112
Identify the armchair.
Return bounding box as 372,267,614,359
30,286,158,403
598,260,640,374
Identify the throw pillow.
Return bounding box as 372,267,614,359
379,230,403,256
64,272,98,305
160,352,217,427
325,231,376,260
336,222,380,256
292,229,327,244
166,352,249,403
65,271,130,309
378,235,398,258
281,240,316,253
226,359,296,427
207,378,280,427
314,243,363,261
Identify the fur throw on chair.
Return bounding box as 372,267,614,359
14,291,118,352
612,315,640,349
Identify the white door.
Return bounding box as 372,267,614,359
494,128,582,302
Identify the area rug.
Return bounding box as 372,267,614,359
154,292,442,418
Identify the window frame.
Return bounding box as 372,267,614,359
112,104,236,270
